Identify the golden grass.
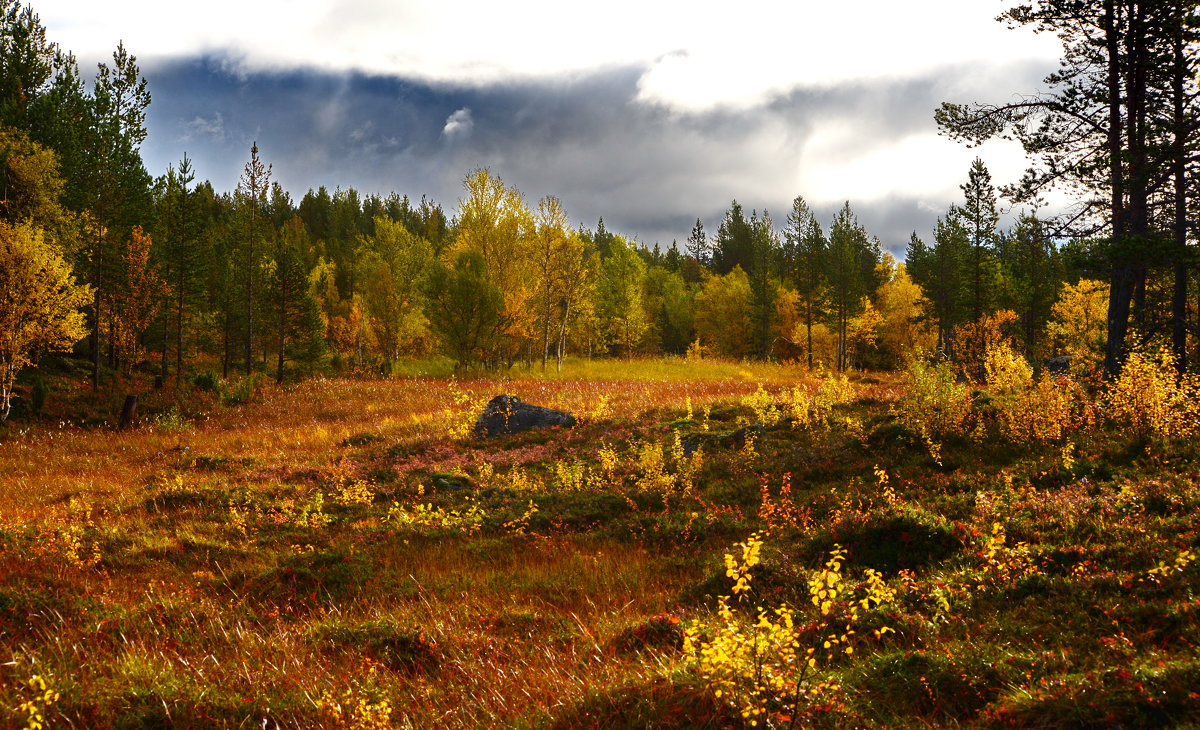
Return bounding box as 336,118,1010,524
0,362,824,727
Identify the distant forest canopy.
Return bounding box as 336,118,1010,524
0,0,1197,410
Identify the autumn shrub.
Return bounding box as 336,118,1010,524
985,342,1075,443
1047,278,1109,377
190,370,220,392
952,309,1018,383
780,372,855,430
1105,350,1200,439
685,535,895,727
218,373,263,406
895,358,973,462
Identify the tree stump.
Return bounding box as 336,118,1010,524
119,394,139,430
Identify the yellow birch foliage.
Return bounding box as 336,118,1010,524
953,309,1018,383
450,169,536,358
109,226,168,374
1106,351,1200,439
875,260,936,363
1048,278,1109,377
694,267,754,358
985,342,1074,443
897,358,973,462
0,220,91,421
687,537,894,727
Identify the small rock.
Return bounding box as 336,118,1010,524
1045,355,1071,375
474,395,576,437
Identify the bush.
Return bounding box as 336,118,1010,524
986,343,1077,443
896,358,973,461
1106,350,1200,439
218,374,262,406
190,371,219,392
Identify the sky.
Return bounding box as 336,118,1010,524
41,0,1066,257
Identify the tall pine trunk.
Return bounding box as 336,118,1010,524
1103,0,1132,378
1171,17,1189,374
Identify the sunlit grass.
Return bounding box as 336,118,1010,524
1,359,1197,727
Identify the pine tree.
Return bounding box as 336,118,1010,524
998,212,1061,360
236,142,271,375
782,195,827,367
686,217,709,268
937,0,1200,376
272,216,325,381
712,201,753,276
825,202,882,370
907,214,970,356
86,41,152,388
959,158,1000,320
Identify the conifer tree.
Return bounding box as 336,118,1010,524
782,195,827,367
686,217,709,268
825,202,881,370
236,142,271,375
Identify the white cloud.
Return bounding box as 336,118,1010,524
441,108,474,139
179,113,225,142
43,1,1060,113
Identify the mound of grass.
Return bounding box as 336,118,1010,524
611,613,685,655
340,431,384,447
309,619,439,673
237,547,374,607
853,650,1008,722
547,679,744,730
805,504,963,574
992,661,1200,729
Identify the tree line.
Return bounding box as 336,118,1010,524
1,0,1198,422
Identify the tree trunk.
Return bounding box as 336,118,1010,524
119,394,138,430
805,295,813,369
277,282,287,384
1102,0,1131,378
175,267,185,384
1171,18,1188,374
92,230,103,390
222,314,230,379
245,212,255,376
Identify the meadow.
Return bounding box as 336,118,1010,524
1,356,1198,729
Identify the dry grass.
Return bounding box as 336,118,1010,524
3,359,1197,728
0,359,812,728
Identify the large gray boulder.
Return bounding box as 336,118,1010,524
474,394,576,437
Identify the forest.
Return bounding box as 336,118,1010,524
2,1,1200,728
2,0,1196,415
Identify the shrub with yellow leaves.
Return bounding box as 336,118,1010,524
686,535,895,727
896,358,973,463
16,674,59,730
315,688,393,730
1105,350,1200,439
985,343,1075,443
387,497,486,535
781,373,855,431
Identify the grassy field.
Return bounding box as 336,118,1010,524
1,357,1198,728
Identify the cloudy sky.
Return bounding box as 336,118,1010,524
42,0,1065,257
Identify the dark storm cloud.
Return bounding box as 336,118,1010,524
140,55,1052,254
